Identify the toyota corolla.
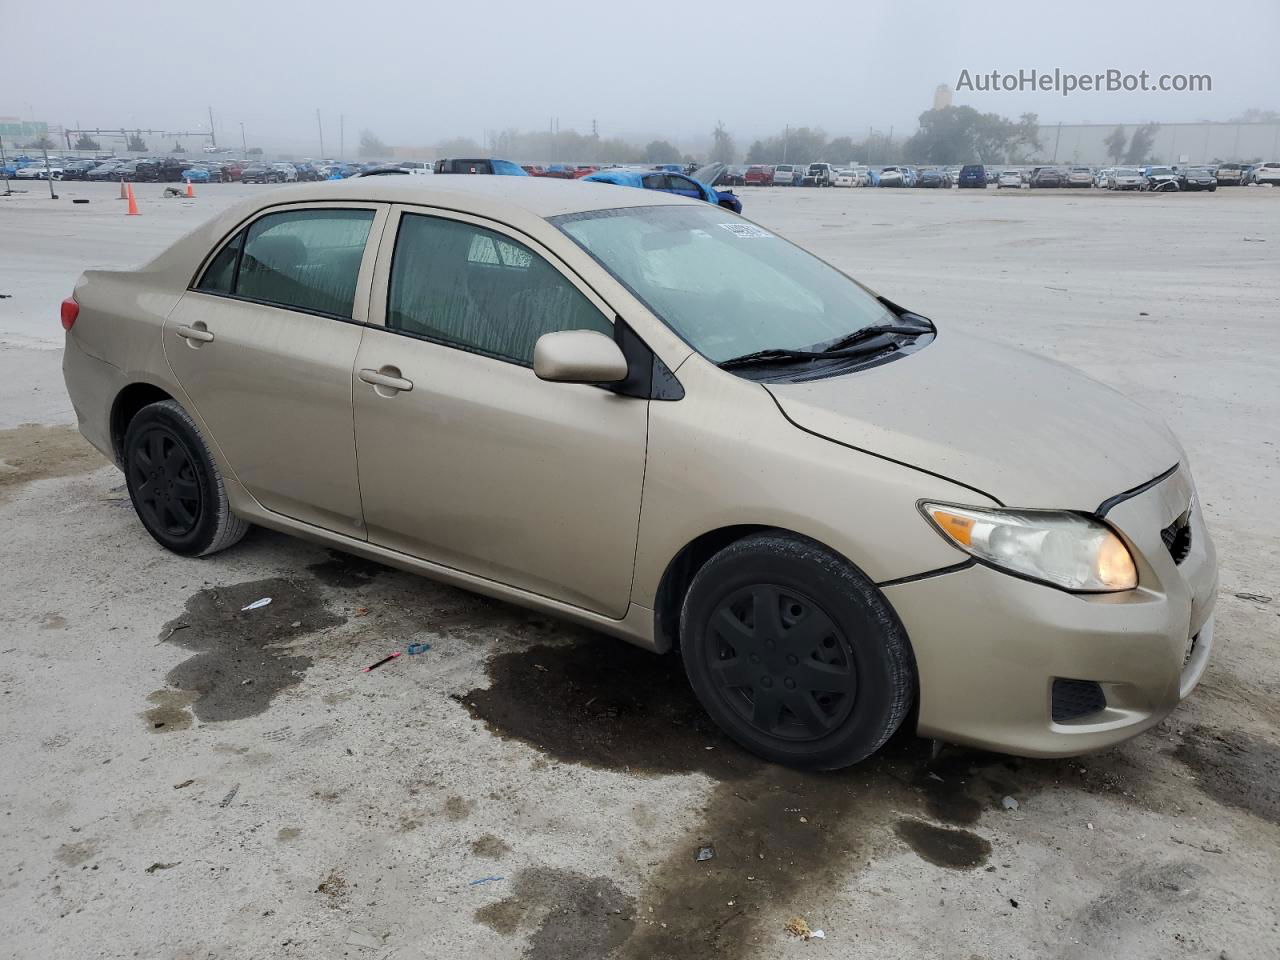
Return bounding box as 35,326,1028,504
61,177,1217,769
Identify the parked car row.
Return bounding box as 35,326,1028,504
707,160,1280,193
0,155,412,183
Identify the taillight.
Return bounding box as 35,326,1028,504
61,296,79,331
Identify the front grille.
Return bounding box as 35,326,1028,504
1052,679,1107,722
1161,508,1193,565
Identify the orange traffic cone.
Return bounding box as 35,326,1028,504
185,179,195,198
126,184,140,216
119,179,128,200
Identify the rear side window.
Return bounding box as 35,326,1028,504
197,209,375,318
387,213,611,365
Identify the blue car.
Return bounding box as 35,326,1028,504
181,167,213,183
583,162,742,214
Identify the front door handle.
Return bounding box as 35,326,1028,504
358,366,413,394
176,322,215,343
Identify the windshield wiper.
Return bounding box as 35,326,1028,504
718,323,929,370
807,321,932,354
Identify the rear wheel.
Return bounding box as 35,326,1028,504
680,533,915,769
123,400,249,557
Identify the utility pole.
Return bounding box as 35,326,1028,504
338,114,344,160
208,106,217,148
316,109,325,159
591,118,598,138
240,121,247,157
783,124,789,163
0,136,12,196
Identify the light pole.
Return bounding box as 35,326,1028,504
43,145,57,199
240,122,247,158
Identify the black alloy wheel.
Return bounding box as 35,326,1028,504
680,533,916,769
128,423,203,539
702,583,857,741
122,399,250,556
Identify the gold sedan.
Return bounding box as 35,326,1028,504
61,176,1216,768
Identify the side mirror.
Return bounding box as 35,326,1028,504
533,330,628,384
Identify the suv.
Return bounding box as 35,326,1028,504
1029,167,1064,188
133,158,187,183
240,163,283,183
1213,163,1243,186
1254,162,1280,186
802,163,837,187
957,164,986,188
433,158,527,176
771,163,801,186
1066,166,1093,188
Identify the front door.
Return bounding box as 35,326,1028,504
352,208,648,617
165,203,386,535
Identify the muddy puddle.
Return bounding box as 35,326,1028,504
1173,725,1280,824
458,637,1111,957
0,423,106,504
147,577,342,729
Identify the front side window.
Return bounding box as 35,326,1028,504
667,176,704,197
223,209,374,317
387,214,611,365
554,204,898,364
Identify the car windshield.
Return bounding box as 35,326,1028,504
553,204,897,364
1149,167,1173,175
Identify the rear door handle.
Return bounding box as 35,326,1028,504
358,367,413,393
176,323,215,343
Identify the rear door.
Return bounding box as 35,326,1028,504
165,202,387,535
350,205,648,616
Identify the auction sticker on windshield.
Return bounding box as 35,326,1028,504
718,223,773,239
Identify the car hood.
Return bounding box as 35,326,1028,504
765,330,1180,511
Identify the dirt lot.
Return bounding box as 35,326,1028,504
1,180,1278,960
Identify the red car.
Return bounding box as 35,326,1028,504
744,164,774,186
570,165,599,179
521,165,547,176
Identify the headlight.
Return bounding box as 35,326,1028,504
919,502,1137,593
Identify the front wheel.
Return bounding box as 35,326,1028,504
680,533,916,769
124,399,250,556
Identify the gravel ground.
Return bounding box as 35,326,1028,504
1,180,1278,960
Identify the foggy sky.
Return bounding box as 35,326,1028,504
5,0,1279,153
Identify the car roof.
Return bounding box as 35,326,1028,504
253,173,696,218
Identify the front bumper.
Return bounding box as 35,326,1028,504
884,466,1217,757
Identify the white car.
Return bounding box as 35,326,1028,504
996,170,1023,189
271,162,300,183
833,168,859,187
1108,167,1144,191
1094,168,1113,189
15,163,64,180
877,166,905,187
771,163,801,186
1254,162,1280,186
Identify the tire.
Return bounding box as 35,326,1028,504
679,532,915,769
123,399,250,557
